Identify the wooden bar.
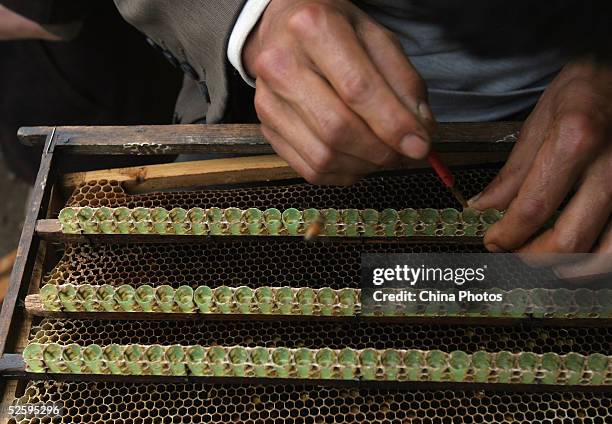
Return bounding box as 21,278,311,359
0,355,608,393
0,134,55,357
35,219,485,245
18,123,521,155
60,151,510,194
22,294,612,327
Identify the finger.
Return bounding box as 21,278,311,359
554,220,612,282
518,156,612,253
288,7,431,158
468,104,552,210
484,112,606,252
261,125,363,186
255,81,376,182
357,21,433,131
266,67,400,167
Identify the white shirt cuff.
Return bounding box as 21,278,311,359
227,0,272,87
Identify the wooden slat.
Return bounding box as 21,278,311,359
18,123,521,155
35,219,484,245
0,135,55,357
61,151,510,194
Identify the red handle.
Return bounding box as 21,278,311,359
427,150,455,188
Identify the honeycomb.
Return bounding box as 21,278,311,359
43,241,486,290
10,380,612,424
12,166,609,422
63,168,498,210
28,319,612,356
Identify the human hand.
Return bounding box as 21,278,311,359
244,0,435,185
469,59,612,254
0,5,60,40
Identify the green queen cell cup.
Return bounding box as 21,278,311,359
82,344,103,374
403,350,424,381
145,344,167,376
255,287,274,314
43,343,65,374
518,352,538,384
294,348,315,379
264,208,282,235
165,345,186,376
494,351,514,384
251,347,270,378
564,352,585,385
315,348,337,379
96,285,116,312
23,343,45,373
471,351,492,383
426,350,447,382
449,350,469,382
186,345,207,376
175,286,195,313
275,287,294,315
272,347,292,378
62,344,83,373
338,348,358,380
317,287,336,316
281,208,302,236
207,346,229,377
134,285,155,312
194,286,213,313
359,348,380,381
234,286,254,314
76,284,96,312
381,349,402,381
229,346,249,377
39,284,60,312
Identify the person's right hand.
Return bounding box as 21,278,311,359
244,0,435,185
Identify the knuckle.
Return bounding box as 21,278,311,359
253,91,273,123
309,148,336,174
301,168,326,185
253,47,292,82
549,230,582,253
554,111,600,155
318,112,349,146
286,3,333,38
338,69,373,105
513,196,548,225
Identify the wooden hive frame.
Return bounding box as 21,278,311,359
8,122,609,407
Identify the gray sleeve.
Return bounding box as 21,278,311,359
114,0,246,123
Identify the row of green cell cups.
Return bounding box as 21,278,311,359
23,344,610,385
58,206,503,236
40,284,358,316
365,288,612,318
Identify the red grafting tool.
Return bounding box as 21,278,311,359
426,150,468,208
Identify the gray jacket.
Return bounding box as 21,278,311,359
115,0,248,124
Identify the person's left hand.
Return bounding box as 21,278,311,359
469,58,612,254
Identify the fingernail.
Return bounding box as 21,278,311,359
485,243,505,253
400,135,429,159
468,192,483,207
417,101,433,122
